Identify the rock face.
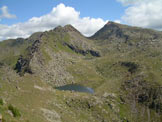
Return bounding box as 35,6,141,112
14,39,41,76
53,24,81,34
64,42,100,57
122,75,162,114
41,108,61,122
0,62,4,67
15,55,32,75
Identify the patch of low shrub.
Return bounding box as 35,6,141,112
8,104,21,117
121,61,138,74
0,98,3,105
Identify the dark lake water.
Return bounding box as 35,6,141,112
55,84,94,94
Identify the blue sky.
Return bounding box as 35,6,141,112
0,0,125,25
0,0,162,41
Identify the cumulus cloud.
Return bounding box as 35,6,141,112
118,0,162,30
0,3,108,41
114,20,121,23
0,6,16,19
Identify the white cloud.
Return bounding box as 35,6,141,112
114,20,121,23
0,3,108,41
118,0,162,30
117,0,147,6
0,6,16,19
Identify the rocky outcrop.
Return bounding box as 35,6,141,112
88,50,101,57
26,40,40,54
41,108,61,122
64,43,100,57
14,39,41,76
14,55,32,76
53,25,81,34
0,62,4,67
30,49,74,86
122,75,162,114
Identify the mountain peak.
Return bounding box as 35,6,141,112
106,21,121,26
91,20,162,43
53,24,81,34
64,24,74,29
53,25,63,32
90,21,124,40
106,21,116,25
64,24,79,32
